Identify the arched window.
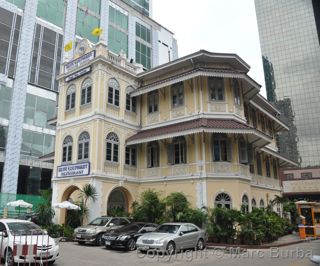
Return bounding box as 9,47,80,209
213,134,231,162
266,157,271,177
147,141,159,168
238,136,248,164
66,85,76,110
215,193,232,209
242,195,249,213
208,77,224,101
232,78,241,105
260,199,265,208
106,132,119,162
256,153,262,175
108,78,120,106
62,136,73,162
81,78,92,105
252,198,257,210
78,132,90,160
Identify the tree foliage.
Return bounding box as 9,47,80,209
36,189,55,227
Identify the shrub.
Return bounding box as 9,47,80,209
207,208,240,243
131,189,165,223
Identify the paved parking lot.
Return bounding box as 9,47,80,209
56,239,320,266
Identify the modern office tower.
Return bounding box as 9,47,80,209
0,0,177,195
255,0,320,167
255,0,320,200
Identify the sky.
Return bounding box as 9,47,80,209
152,0,266,97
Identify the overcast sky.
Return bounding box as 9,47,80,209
152,0,266,96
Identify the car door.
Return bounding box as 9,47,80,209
186,224,200,248
175,225,191,250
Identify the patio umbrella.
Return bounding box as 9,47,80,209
53,201,81,210
7,199,33,214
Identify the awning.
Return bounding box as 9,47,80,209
126,118,272,145
249,100,289,131
261,147,299,167
131,68,260,99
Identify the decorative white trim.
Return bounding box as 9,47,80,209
127,127,271,145
250,100,289,131
57,112,139,130
261,147,298,167
132,70,259,97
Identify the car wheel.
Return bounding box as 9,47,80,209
48,260,56,265
196,238,205,250
127,238,136,251
95,234,103,246
78,241,85,245
5,248,14,266
166,241,176,255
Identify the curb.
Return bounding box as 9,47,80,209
206,237,320,250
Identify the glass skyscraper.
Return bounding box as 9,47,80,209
0,0,177,194
255,0,320,167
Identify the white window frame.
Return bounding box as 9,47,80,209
171,82,184,108
66,85,76,111
208,77,225,101
62,135,73,162
78,132,90,161
148,91,158,113
108,78,120,107
106,132,119,163
81,78,92,105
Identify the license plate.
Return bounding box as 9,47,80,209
105,241,111,246
140,246,149,251
77,234,82,238
40,251,50,257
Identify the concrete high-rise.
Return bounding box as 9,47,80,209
0,0,177,195
255,0,320,167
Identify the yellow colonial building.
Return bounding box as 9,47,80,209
52,40,298,223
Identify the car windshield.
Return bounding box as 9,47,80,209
7,222,44,235
154,224,180,234
88,218,110,226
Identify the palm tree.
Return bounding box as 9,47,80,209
79,184,98,224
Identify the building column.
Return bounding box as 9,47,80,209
152,29,159,67
128,14,136,62
2,0,38,194
63,0,78,62
100,0,109,43
88,178,102,221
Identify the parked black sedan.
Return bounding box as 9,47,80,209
102,222,158,251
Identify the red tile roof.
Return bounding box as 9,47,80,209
127,118,252,143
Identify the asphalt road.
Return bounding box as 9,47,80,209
55,239,320,266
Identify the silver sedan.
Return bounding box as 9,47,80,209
136,223,206,254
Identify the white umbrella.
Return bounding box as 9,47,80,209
53,201,81,210
7,200,33,214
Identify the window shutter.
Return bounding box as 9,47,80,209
167,143,174,164
227,139,232,162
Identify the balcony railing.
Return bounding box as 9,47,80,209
251,174,280,189
205,162,251,177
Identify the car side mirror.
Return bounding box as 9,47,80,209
140,229,146,233
179,231,184,236
108,223,114,227
0,231,8,238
